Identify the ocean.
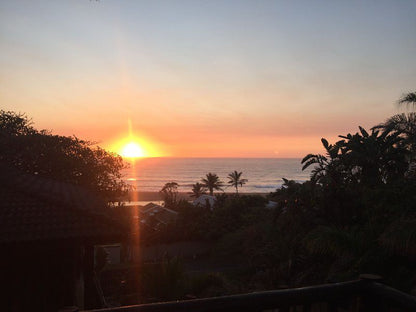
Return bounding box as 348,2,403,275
122,158,311,194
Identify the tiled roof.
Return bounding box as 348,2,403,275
0,163,126,244
139,203,178,230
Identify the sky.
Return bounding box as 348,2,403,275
1,0,415,158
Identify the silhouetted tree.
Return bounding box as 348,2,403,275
201,173,223,196
190,182,207,198
0,110,37,136
227,170,247,194
0,110,127,201
337,127,408,185
160,182,179,208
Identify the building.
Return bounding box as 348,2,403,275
0,164,127,311
192,194,216,210
140,203,178,230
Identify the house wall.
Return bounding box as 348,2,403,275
99,244,121,265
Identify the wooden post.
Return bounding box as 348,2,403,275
359,274,382,282
327,301,338,312
84,244,96,309
358,274,386,312
302,303,311,312
58,306,79,312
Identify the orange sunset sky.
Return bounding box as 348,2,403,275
1,1,415,158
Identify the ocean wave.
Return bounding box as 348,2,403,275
252,185,280,189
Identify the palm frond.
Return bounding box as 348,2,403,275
398,92,416,109
379,217,416,258
301,153,316,164
305,226,358,258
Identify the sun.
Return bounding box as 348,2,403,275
120,142,146,158
109,136,162,159
109,120,164,158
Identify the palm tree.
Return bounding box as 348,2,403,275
398,92,416,109
190,182,207,198
201,173,223,196
227,170,248,194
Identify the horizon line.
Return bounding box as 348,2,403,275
123,156,304,160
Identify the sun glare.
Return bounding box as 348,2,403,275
110,120,164,158
120,142,145,158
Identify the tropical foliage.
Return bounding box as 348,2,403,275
302,126,409,187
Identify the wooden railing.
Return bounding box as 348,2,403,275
77,276,416,312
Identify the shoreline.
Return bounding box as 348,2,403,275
126,191,270,202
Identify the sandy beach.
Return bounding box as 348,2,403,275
126,191,269,202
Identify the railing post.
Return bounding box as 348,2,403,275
327,301,338,312
359,274,386,312
302,303,311,312
58,306,79,312
278,305,290,312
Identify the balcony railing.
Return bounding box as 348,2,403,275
78,276,416,312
